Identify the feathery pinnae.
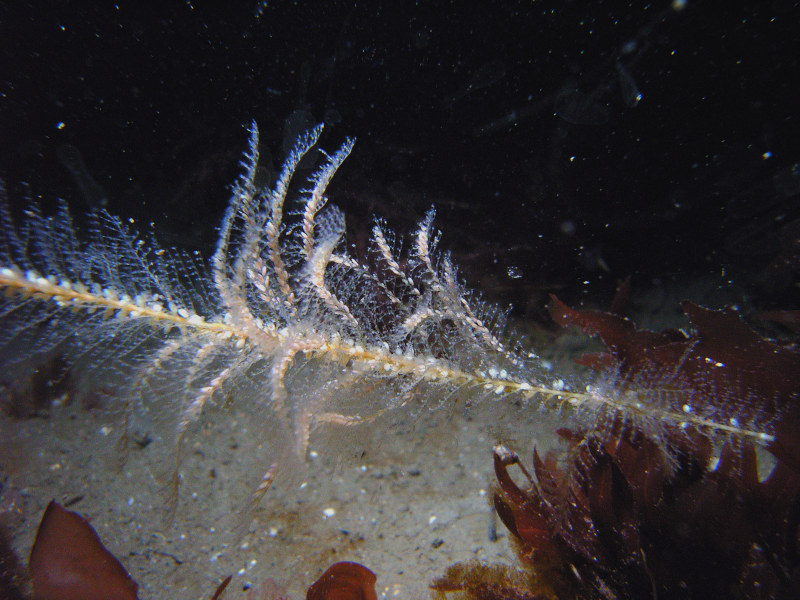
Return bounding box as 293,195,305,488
0,124,777,517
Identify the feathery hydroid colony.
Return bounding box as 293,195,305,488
0,124,776,510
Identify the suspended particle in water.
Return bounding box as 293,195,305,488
616,62,642,107
506,265,523,280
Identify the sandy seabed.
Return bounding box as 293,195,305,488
0,370,562,600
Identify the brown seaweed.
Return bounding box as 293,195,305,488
475,299,800,599
305,562,377,600
28,500,139,600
